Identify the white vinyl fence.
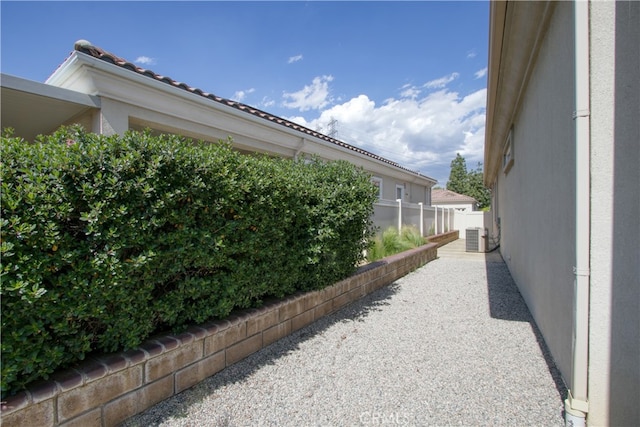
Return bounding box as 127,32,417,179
372,200,456,237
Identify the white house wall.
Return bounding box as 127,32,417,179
588,2,639,425
495,2,575,387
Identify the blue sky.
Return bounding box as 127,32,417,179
1,1,489,186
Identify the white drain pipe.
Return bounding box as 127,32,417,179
566,1,590,425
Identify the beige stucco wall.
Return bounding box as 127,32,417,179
494,1,575,386
491,2,639,424
589,1,640,425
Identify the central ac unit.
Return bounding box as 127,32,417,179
466,228,484,252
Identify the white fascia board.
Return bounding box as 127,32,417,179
49,52,436,187
3,73,100,108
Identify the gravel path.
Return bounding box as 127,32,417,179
122,250,566,426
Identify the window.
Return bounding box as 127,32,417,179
396,184,405,201
371,176,383,199
502,127,514,173
425,187,432,206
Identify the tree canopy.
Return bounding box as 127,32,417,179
446,153,491,210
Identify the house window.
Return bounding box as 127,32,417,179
503,127,514,174
371,176,383,199
396,184,405,201
425,187,432,206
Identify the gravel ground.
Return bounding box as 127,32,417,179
122,254,566,427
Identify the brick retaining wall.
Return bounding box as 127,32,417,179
1,241,440,427
427,230,459,248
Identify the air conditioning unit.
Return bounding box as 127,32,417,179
466,228,485,252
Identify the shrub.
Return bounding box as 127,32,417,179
0,127,378,396
366,225,426,262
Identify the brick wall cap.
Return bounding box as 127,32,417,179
1,391,30,414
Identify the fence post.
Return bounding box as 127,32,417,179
397,199,402,234
441,207,445,233
449,208,452,232
434,205,438,234
418,202,424,237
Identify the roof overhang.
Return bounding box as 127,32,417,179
483,1,556,186
47,50,437,187
1,73,100,141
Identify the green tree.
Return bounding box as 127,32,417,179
447,153,469,194
446,154,491,210
467,163,491,210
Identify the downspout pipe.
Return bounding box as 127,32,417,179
397,199,402,234
566,0,590,425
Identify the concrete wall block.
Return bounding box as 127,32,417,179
226,333,263,366
121,348,148,366
27,379,59,404
57,365,143,422
301,290,323,311
145,340,203,383
332,291,353,311
51,369,84,393
175,351,225,393
347,286,365,302
246,307,279,337
319,285,336,301
314,300,334,320
350,272,369,289
103,374,174,427
58,408,101,427
291,309,315,332
332,279,350,296
204,319,246,356
0,391,30,416
263,320,291,347
0,399,55,427
278,295,306,322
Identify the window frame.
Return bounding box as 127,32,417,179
395,184,405,201
371,176,383,199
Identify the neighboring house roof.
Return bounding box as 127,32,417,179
69,40,432,181
431,189,477,204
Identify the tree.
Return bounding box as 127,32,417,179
446,154,491,210
467,164,491,210
447,153,469,195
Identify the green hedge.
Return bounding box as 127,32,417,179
0,127,378,397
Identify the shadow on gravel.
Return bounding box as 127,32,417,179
120,282,402,426
485,260,568,405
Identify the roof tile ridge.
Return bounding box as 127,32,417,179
70,40,431,180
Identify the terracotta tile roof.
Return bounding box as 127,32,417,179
70,40,433,181
432,188,477,204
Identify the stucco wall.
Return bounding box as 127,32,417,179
496,2,575,386
589,1,640,425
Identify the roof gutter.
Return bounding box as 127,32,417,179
48,43,436,186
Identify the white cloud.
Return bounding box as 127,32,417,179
282,75,334,111
474,67,488,79
288,54,303,64
233,88,255,102
424,72,459,89
400,83,421,99
466,50,477,59
134,56,156,66
260,97,276,108
286,85,487,186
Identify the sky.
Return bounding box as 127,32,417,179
1,1,489,186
